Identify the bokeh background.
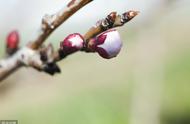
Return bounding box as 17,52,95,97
0,0,190,124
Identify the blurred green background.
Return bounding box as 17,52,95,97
0,0,190,124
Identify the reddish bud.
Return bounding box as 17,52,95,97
122,11,139,22
60,33,84,54
88,29,122,59
6,30,20,49
108,12,117,22
67,0,76,7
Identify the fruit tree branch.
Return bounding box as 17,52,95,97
0,0,139,82
0,0,93,81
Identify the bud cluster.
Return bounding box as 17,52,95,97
59,29,122,59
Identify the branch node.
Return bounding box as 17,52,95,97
42,14,57,30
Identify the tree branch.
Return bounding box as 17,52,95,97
0,0,93,82
30,0,93,49
53,10,139,61
0,0,139,82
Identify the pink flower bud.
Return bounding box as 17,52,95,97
88,29,122,59
60,33,84,53
6,30,20,49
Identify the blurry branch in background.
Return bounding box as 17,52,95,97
0,0,139,82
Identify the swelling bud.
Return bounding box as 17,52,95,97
88,29,122,59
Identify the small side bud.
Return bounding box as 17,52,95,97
101,12,117,30
108,12,117,22
6,30,20,55
59,33,84,58
87,29,122,59
122,10,139,23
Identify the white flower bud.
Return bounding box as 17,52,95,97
90,29,123,59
